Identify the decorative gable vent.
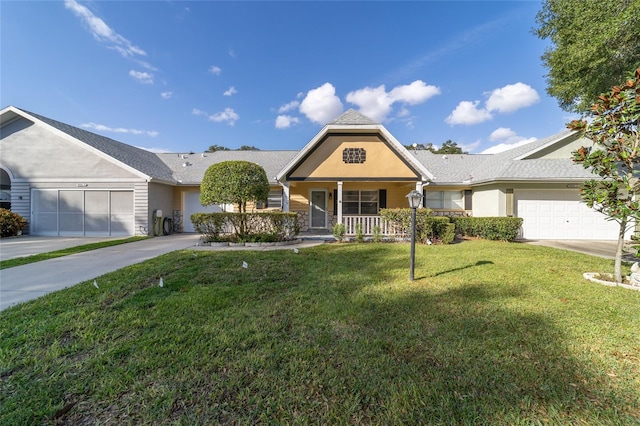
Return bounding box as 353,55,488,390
343,147,366,164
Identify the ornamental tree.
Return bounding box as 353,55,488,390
569,68,640,283
200,161,269,213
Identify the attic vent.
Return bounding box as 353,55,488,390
343,148,366,164
182,162,191,167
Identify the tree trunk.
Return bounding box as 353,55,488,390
614,218,627,283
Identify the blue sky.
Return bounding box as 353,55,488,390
1,0,576,154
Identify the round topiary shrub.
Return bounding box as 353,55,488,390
0,208,27,237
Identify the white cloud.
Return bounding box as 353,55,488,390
446,101,492,125
209,65,222,75
64,0,146,58
275,115,300,129
299,83,344,124
346,85,393,122
486,83,540,113
161,91,173,99
193,107,239,126
489,127,516,141
278,100,300,113
346,80,440,122
129,70,154,84
223,86,237,96
137,146,172,153
389,80,441,105
81,122,158,137
481,127,537,154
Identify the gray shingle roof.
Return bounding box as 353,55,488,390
329,109,380,125
156,150,298,185
19,108,176,183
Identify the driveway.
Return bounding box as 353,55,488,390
0,234,200,311
522,239,639,262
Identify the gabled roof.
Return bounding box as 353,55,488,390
157,150,298,185
1,106,176,183
276,109,434,182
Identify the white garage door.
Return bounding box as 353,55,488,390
516,190,620,240
183,192,233,233
31,189,134,236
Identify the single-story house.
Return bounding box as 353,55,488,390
0,105,624,240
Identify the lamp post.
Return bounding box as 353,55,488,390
406,190,424,281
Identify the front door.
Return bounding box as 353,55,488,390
310,190,327,228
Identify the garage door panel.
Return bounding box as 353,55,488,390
516,190,619,240
31,189,134,236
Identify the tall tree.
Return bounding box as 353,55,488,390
535,0,640,113
404,140,466,154
569,68,640,283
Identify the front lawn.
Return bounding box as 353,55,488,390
1,240,639,424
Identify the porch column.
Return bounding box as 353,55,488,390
280,182,290,212
415,181,424,207
337,181,343,225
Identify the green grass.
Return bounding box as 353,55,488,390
1,240,639,425
0,236,150,270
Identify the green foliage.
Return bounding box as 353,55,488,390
238,145,260,151
191,212,299,242
206,144,230,152
404,140,467,154
200,161,270,214
452,217,523,241
379,208,454,244
534,0,640,113
332,223,346,241
569,68,640,282
355,223,364,243
372,225,382,243
0,209,27,238
1,242,639,424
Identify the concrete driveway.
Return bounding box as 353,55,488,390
0,234,200,311
522,239,639,262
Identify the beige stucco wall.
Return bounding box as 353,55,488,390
289,135,419,180
0,118,142,180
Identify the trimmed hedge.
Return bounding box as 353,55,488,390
191,212,299,242
0,209,27,238
451,216,523,241
379,208,455,244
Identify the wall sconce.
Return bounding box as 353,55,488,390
328,192,332,199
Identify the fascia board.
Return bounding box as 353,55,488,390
513,130,580,160
276,123,435,182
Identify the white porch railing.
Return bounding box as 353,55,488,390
343,215,404,236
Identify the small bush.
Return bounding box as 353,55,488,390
191,212,299,242
355,223,364,243
380,208,455,244
372,225,382,243
451,216,523,241
332,223,346,242
0,209,27,238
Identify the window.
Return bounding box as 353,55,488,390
267,189,282,208
424,191,464,209
342,148,366,164
343,190,378,214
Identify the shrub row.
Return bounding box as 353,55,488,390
191,212,299,243
0,208,27,238
379,209,522,243
451,216,523,241
379,208,455,244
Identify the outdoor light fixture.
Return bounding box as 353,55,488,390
406,190,424,281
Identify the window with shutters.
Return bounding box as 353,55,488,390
424,191,464,209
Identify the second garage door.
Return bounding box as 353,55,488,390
516,190,619,240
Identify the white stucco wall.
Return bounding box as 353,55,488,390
472,186,505,217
